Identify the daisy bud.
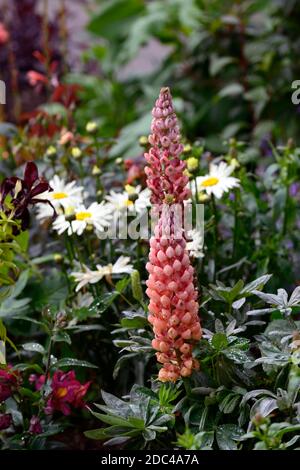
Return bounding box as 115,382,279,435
86,121,98,133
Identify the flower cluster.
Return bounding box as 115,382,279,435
34,370,91,416
145,88,202,382
0,365,21,402
144,90,190,206
37,175,151,237
36,175,114,237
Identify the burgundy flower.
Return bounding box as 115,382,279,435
124,157,146,185
0,22,9,45
0,366,21,402
0,161,54,232
29,415,42,434
35,370,91,416
27,70,49,87
0,414,12,431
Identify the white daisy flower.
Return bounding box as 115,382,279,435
52,202,113,236
186,229,204,259
71,256,134,292
135,187,151,214
72,202,113,236
52,214,71,235
106,190,133,211
98,256,134,277
71,266,105,292
72,292,94,309
106,186,151,215
195,161,240,199
36,175,83,220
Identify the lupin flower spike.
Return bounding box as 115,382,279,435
145,87,202,382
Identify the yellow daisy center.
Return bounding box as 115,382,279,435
76,211,92,221
201,177,219,187
125,200,134,207
125,184,135,195
53,192,68,200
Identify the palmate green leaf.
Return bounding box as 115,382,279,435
142,428,156,441
101,390,133,417
216,424,244,450
86,386,173,447
241,274,272,295
223,348,249,364
211,333,228,351
211,279,244,303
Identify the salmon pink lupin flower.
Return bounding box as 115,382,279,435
145,87,202,382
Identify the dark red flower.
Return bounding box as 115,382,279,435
0,414,12,430
124,156,146,185
27,70,48,87
0,22,9,45
29,415,42,434
35,370,91,416
0,162,54,231
0,366,21,402
51,83,81,109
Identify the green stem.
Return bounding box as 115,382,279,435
44,337,53,382
211,195,218,282
232,188,239,261
282,184,289,237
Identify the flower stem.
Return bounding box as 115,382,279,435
282,184,289,237
211,194,218,281
232,188,239,261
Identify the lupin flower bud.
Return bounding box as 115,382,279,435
144,87,191,206
145,87,202,382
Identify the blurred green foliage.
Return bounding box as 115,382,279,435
70,0,300,157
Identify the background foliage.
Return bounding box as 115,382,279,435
0,0,300,451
